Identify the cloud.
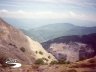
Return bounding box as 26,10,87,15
0,9,96,22
0,9,8,13
69,11,76,17
0,0,96,8
0,9,68,19
69,11,96,22
17,10,26,14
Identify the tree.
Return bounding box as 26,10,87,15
50,60,58,65
58,60,70,64
48,56,51,59
35,58,44,65
20,47,26,52
39,51,43,55
35,51,38,54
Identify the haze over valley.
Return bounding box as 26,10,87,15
0,0,96,72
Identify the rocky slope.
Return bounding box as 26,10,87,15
0,18,57,66
25,35,57,63
0,56,96,72
42,33,96,62
47,42,94,62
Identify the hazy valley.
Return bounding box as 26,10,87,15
22,23,96,43
0,18,96,72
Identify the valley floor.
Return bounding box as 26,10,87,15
0,56,96,72
0,64,96,72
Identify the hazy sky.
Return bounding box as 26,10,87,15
0,0,96,28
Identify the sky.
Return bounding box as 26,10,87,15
0,0,96,29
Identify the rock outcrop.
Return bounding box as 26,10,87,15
48,42,94,62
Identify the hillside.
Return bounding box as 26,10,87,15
23,23,76,42
23,23,96,42
0,18,95,72
0,56,96,72
0,18,57,66
42,33,96,62
25,35,57,63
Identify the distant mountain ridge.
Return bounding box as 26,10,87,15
23,23,96,43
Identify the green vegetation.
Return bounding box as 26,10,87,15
35,51,38,54
50,60,70,65
50,60,58,65
42,57,48,62
58,60,70,64
35,58,44,65
39,51,43,55
48,56,51,59
20,47,26,52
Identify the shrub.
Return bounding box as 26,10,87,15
48,56,51,59
35,58,44,65
35,51,38,54
58,60,70,64
39,51,43,55
20,47,26,52
42,58,48,62
50,60,58,65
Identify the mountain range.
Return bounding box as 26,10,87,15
21,22,96,62
0,18,96,72
23,23,96,43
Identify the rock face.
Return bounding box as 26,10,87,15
42,33,96,62
48,42,94,62
0,18,56,66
